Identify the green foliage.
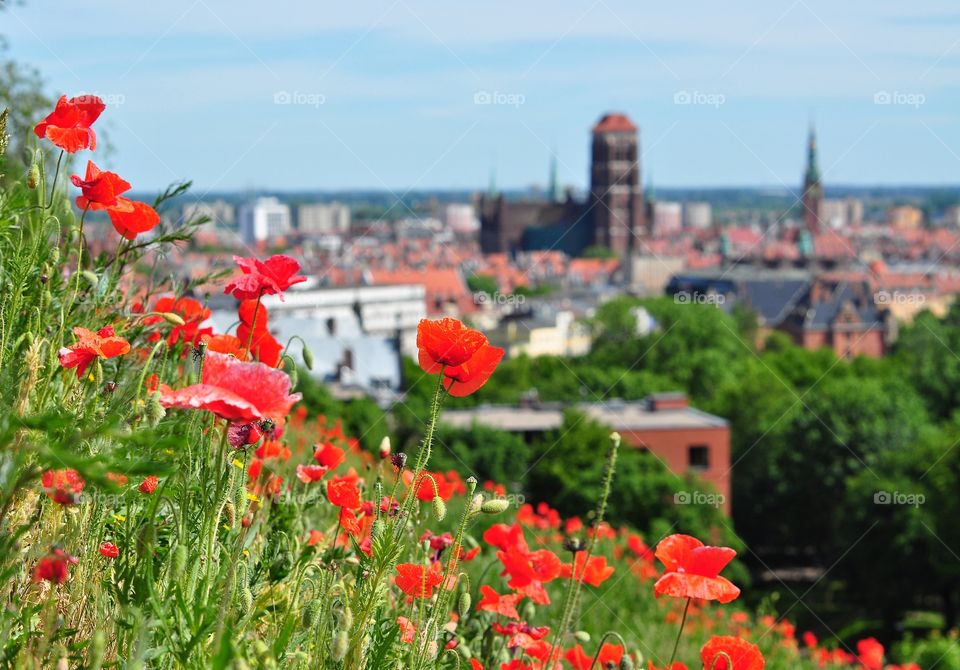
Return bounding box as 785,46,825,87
465,274,498,296
581,244,617,259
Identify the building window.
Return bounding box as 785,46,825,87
688,445,710,471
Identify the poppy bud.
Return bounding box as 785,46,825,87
466,476,477,495
288,367,298,387
223,502,236,527
378,436,391,459
81,270,99,288
171,544,188,579
241,585,253,613
331,631,348,661
160,312,186,326
481,498,509,515
574,631,591,643
610,431,622,449
89,630,105,670
27,163,40,189
302,344,314,370
147,392,166,427
458,590,471,618
92,360,103,387
340,605,354,630
432,496,447,521
620,656,635,670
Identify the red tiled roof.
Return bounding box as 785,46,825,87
593,113,637,133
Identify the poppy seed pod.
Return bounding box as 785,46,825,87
391,452,406,469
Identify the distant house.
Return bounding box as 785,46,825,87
442,393,731,513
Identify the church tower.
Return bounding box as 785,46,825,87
802,124,823,234
590,113,644,257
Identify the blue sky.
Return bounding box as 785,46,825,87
4,1,960,191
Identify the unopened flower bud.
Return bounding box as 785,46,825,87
160,312,185,326
146,392,166,427
302,344,314,370
573,631,591,643
171,544,188,579
27,164,40,189
458,590,472,618
610,431,622,448
481,498,510,515
432,496,447,521
331,631,349,661
620,655,635,670
81,270,99,288
378,436,391,459
466,476,477,495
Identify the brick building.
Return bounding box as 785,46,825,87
441,393,731,513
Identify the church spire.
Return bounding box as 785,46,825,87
548,151,562,202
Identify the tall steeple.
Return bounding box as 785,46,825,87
548,151,562,202
802,122,823,235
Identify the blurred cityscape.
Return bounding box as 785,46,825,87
109,111,960,405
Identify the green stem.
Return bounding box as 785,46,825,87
546,432,621,666
667,598,692,669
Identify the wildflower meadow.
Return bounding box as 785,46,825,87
0,96,932,669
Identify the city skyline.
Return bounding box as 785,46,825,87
4,0,960,191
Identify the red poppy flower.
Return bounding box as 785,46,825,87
498,547,563,589
34,95,105,152
857,638,884,670
398,616,417,644
138,475,158,494
255,439,291,461
653,534,740,604
327,476,361,509
394,562,443,599
417,318,503,397
106,199,161,240
313,441,345,470
71,161,131,209
565,643,624,670
563,552,615,587
58,326,131,378
33,548,78,584
483,523,528,553
224,255,306,300
237,300,283,367
700,636,764,670
476,585,521,619
296,464,328,483
41,469,85,505
202,333,248,360
99,542,119,558
159,351,300,423
147,296,212,347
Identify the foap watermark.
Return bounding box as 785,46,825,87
473,90,526,108
674,291,726,306
76,92,126,107
674,491,726,509
274,90,326,108
475,291,525,307
673,90,726,108
874,490,925,507
873,90,925,108
875,290,926,307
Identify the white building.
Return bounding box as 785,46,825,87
239,197,292,244
182,199,235,230
652,201,682,235
822,198,864,228
443,203,480,233
297,202,351,235
683,202,712,229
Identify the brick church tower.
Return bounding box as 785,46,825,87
590,113,644,257
802,124,823,234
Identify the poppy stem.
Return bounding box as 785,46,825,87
45,150,64,210
667,597,692,668
244,290,264,357
586,632,630,670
